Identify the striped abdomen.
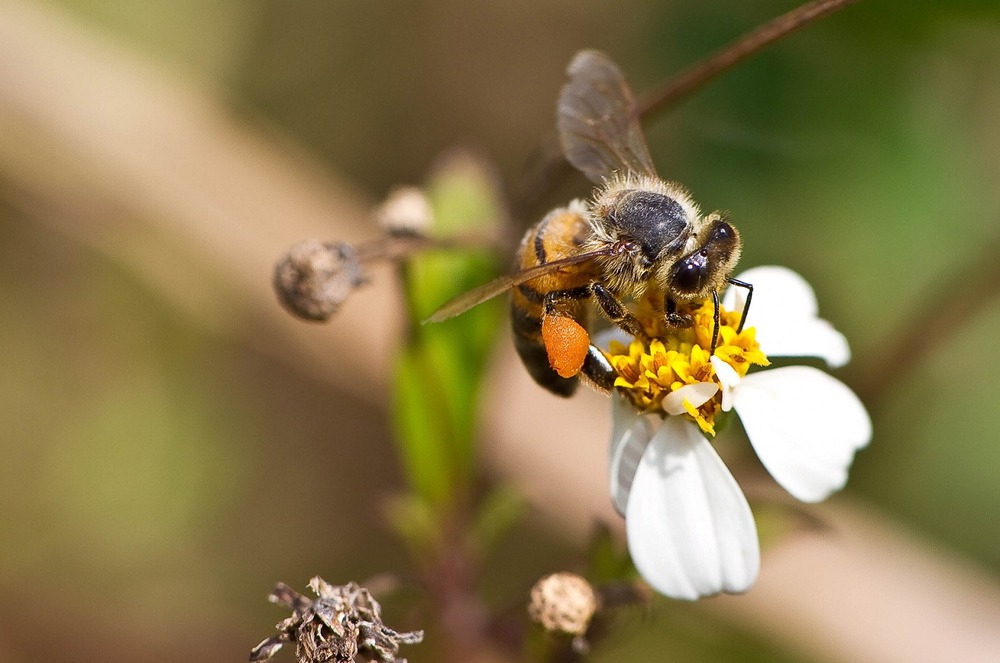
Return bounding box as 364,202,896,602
510,205,598,397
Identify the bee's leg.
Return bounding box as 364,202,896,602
541,290,586,318
541,287,617,391
540,287,593,332
664,297,694,329
666,292,721,353
727,278,753,333
591,283,647,338
581,345,616,392
710,289,721,354
539,289,593,382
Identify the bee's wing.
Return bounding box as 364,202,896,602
557,49,657,184
425,248,613,323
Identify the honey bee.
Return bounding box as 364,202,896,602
429,49,750,397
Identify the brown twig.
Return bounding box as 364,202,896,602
639,0,862,117
353,232,499,263
511,0,862,217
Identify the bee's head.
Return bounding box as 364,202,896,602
664,212,741,300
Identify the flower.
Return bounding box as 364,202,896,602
605,266,872,600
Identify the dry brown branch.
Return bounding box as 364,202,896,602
639,0,862,116
512,0,861,216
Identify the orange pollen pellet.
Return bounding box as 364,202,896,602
541,314,591,378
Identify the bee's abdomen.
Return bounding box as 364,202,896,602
510,206,594,397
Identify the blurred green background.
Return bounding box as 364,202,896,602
2,0,999,661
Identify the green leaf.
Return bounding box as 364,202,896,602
390,152,506,509
392,342,456,506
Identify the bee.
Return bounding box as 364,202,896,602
429,49,750,397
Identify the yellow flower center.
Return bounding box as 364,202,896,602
604,297,769,435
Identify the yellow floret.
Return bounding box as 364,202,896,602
603,298,769,434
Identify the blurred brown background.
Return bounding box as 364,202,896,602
2,0,1000,661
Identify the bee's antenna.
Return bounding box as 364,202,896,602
727,277,753,333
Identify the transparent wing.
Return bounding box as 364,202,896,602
557,50,657,184
425,247,613,323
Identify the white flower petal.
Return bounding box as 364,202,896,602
756,319,851,369
608,392,653,517
724,265,850,368
626,417,760,600
593,326,633,350
733,366,872,503
661,382,718,416
710,357,740,412
725,265,819,320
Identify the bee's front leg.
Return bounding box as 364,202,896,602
591,282,648,339
664,297,694,329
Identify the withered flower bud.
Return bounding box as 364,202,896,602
374,186,433,237
250,576,423,663
528,572,600,638
273,240,367,322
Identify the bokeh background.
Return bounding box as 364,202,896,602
2,0,999,661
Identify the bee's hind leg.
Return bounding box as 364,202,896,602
581,345,616,393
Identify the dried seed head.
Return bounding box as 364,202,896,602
375,186,433,237
250,577,423,663
528,572,599,637
273,240,367,322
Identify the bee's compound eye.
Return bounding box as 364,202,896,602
711,221,734,241
674,260,704,292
